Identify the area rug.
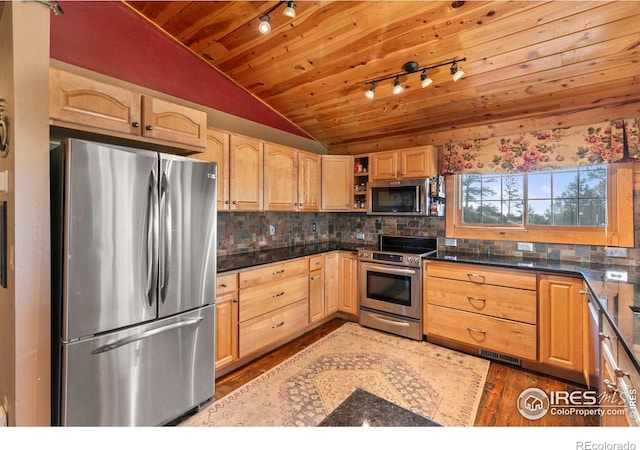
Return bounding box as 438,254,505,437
181,322,489,427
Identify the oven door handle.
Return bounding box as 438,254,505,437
361,262,419,277
368,313,411,328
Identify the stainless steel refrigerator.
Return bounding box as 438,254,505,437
50,138,217,426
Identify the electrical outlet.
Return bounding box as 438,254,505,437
605,247,628,258
605,270,628,282
356,233,365,240
516,242,533,252
444,238,457,247
269,225,276,236
312,222,316,232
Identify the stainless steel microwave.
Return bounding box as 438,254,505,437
367,178,429,215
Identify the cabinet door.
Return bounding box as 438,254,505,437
141,96,207,148
264,143,297,211
309,268,325,323
215,291,238,370
49,68,142,136
338,252,359,315
370,151,397,180
324,252,339,315
321,156,353,211
539,274,584,373
229,135,264,210
192,128,230,211
399,147,436,178
298,151,321,211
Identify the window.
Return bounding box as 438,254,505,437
446,163,634,246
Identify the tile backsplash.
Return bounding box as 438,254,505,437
217,188,639,266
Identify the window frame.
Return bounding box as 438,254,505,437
445,162,634,247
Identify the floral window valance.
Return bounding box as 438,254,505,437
441,117,640,174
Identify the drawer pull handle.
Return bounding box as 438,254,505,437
232,298,238,303
467,296,486,304
272,321,285,329
272,291,285,298
603,379,619,394
467,326,487,335
467,273,485,281
272,269,285,275
221,283,228,288
310,276,319,280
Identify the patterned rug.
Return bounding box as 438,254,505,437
181,322,490,427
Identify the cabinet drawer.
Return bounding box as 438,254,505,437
239,258,308,289
239,300,308,358
217,272,238,296
426,261,536,290
309,255,324,271
427,304,537,360
239,272,309,322
426,277,537,324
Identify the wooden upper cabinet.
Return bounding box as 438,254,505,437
298,151,321,211
321,155,353,211
192,128,230,211
229,134,263,211
264,143,298,211
49,68,207,152
140,96,206,148
370,146,437,180
49,68,142,136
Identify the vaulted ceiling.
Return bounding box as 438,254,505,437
125,1,640,154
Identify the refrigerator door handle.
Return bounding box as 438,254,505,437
147,169,159,307
90,317,204,355
160,171,172,304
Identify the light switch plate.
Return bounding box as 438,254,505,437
605,247,628,258
444,238,457,247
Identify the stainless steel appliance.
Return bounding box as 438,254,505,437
358,235,437,340
367,178,430,215
50,138,217,426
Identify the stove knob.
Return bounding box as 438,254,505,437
407,257,414,263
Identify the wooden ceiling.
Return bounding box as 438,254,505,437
125,1,640,154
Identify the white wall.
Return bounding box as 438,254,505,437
0,1,51,426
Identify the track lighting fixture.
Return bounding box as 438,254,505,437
364,57,467,99
451,61,465,82
258,1,296,35
392,76,404,95
365,83,376,100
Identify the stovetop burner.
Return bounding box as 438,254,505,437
357,235,437,267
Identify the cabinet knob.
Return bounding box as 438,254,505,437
221,283,228,288
225,200,230,204
132,122,140,128
232,200,237,205
232,298,238,303
603,379,619,394
146,125,153,131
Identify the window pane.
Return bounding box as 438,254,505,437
553,170,578,198
527,172,551,199
481,202,502,224
503,201,523,224
462,201,481,223
553,199,578,226
579,168,606,198
579,198,606,226
503,175,524,201
529,199,551,225
482,176,502,201
461,175,482,203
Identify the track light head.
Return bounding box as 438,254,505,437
283,1,296,18
392,76,403,95
365,83,376,100
451,62,464,82
420,69,433,88
258,15,271,34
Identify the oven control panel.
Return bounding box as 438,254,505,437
357,250,422,267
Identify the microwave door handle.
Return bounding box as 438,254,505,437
416,185,421,213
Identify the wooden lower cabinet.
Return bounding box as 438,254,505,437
215,272,239,370
309,255,326,323
324,252,340,316
538,274,584,376
338,251,358,316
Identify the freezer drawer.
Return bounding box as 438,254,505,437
59,305,215,426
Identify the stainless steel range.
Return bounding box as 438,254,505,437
358,235,437,340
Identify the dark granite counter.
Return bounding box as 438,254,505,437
424,251,640,372
217,241,366,273
318,388,441,427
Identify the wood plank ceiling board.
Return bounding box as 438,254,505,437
125,1,640,154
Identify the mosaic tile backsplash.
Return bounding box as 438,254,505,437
217,190,640,265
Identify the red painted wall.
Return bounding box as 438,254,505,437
50,1,307,138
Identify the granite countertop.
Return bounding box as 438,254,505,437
217,241,365,273
425,251,640,372
318,388,441,427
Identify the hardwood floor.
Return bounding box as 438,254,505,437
214,318,599,427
